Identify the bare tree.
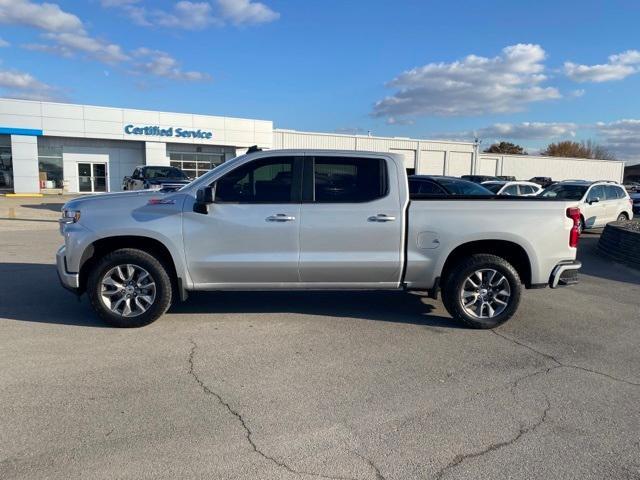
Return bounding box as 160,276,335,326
483,142,527,155
541,139,615,160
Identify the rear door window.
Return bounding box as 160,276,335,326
312,156,387,203
603,185,617,200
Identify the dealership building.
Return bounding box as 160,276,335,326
0,97,626,194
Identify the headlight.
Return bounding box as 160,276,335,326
60,209,81,224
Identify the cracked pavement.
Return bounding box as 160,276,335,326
0,213,639,479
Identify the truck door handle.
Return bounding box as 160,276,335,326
368,214,396,222
266,214,296,222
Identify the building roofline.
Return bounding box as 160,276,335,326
0,96,272,124
480,152,625,164
273,128,477,146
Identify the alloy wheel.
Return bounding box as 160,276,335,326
100,264,156,317
460,269,511,319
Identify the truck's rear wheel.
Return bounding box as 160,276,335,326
441,254,521,329
87,248,172,328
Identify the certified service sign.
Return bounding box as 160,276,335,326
124,125,213,139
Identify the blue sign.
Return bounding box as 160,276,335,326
124,124,213,139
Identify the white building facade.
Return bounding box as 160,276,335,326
0,98,625,194
0,98,272,194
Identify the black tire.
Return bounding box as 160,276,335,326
617,213,628,222
441,254,522,329
87,248,172,328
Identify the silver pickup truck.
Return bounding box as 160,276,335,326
57,149,581,329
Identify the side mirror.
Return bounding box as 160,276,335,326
197,185,215,204
194,185,215,214
588,197,600,205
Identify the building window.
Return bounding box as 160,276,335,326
166,144,235,178
168,151,225,178
38,144,63,189
0,135,12,192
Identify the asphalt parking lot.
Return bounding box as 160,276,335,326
1,197,639,480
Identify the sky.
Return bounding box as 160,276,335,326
1,0,640,162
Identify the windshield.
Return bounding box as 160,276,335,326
145,167,187,179
540,184,588,200
483,183,505,193
438,178,493,195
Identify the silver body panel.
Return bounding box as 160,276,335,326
57,149,580,293
183,200,301,285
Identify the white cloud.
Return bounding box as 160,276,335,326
0,64,59,100
594,119,640,161
0,0,130,64
372,44,561,121
132,48,211,81
100,0,139,6
152,1,218,29
564,50,640,82
0,0,82,32
0,37,9,47
217,0,279,25
103,0,279,28
438,122,578,142
480,122,577,140
41,32,130,63
1,0,210,81
110,1,220,30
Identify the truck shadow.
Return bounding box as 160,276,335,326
171,290,461,331
20,203,66,212
0,263,104,328
0,263,459,330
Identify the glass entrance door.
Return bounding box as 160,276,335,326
0,135,12,193
92,163,107,192
78,163,108,193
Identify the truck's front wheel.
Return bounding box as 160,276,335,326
87,248,172,328
441,254,522,329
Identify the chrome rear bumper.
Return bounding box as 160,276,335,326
549,260,581,288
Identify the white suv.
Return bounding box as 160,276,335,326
540,181,633,231
482,180,542,196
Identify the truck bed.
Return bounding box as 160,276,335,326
403,197,578,289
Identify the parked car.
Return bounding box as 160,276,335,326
539,180,633,232
481,181,542,196
409,175,494,196
461,175,499,184
623,181,640,193
58,149,582,329
497,176,517,181
631,192,640,215
123,166,191,191
529,177,554,188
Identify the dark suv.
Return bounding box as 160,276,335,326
409,175,494,196
529,177,554,188
460,175,499,184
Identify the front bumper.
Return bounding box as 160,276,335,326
56,246,80,293
549,260,581,288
